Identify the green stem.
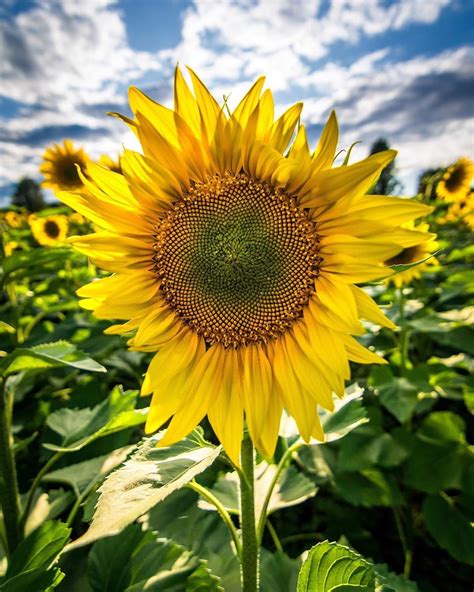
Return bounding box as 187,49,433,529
398,287,410,375
265,518,283,553
256,441,302,545
65,478,98,527
20,451,64,532
239,436,259,592
0,379,22,556
187,480,242,558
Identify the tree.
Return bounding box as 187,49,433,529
11,178,46,211
369,138,402,195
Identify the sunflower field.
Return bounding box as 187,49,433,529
0,73,473,592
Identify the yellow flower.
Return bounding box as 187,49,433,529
4,241,18,256
98,154,122,174
59,68,432,464
40,140,89,193
385,223,438,288
437,157,474,202
5,211,23,228
30,215,69,246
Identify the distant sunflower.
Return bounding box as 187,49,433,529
98,154,122,174
437,157,474,202
385,223,438,288
5,211,23,228
30,215,68,247
446,191,474,231
4,241,19,257
41,140,89,193
59,68,433,464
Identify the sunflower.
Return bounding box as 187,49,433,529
446,191,474,230
3,241,18,257
40,140,89,193
59,68,433,465
385,222,438,288
98,154,122,174
5,211,23,228
437,157,474,203
30,215,69,247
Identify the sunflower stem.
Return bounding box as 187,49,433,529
239,436,259,592
398,287,410,375
0,378,22,557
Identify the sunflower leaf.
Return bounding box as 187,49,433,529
87,523,222,592
1,340,106,376
67,429,221,550
43,386,145,452
0,521,70,592
296,541,376,591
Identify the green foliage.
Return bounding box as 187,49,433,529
0,521,70,591
44,386,145,452
87,523,222,592
70,429,221,548
1,341,106,376
422,494,474,566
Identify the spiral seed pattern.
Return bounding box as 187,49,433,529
154,173,321,347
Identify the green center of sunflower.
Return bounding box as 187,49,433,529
154,173,321,347
44,220,60,239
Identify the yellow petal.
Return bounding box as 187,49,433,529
311,110,338,173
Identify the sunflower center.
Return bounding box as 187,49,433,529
44,220,60,238
444,165,465,192
59,158,82,187
154,173,321,347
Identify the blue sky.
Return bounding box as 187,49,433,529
1,0,473,205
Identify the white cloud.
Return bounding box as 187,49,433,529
0,0,161,108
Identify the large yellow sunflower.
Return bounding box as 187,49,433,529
30,214,69,247
437,157,474,202
40,140,89,193
59,68,433,465
385,222,438,288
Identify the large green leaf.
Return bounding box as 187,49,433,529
68,429,221,549
322,395,369,441
296,541,376,591
44,386,146,452
296,541,413,592
369,367,419,423
43,447,132,497
260,550,300,592
87,523,222,591
0,521,70,592
403,412,471,493
335,469,403,507
1,341,106,376
423,494,474,566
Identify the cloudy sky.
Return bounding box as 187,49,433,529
1,0,473,205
